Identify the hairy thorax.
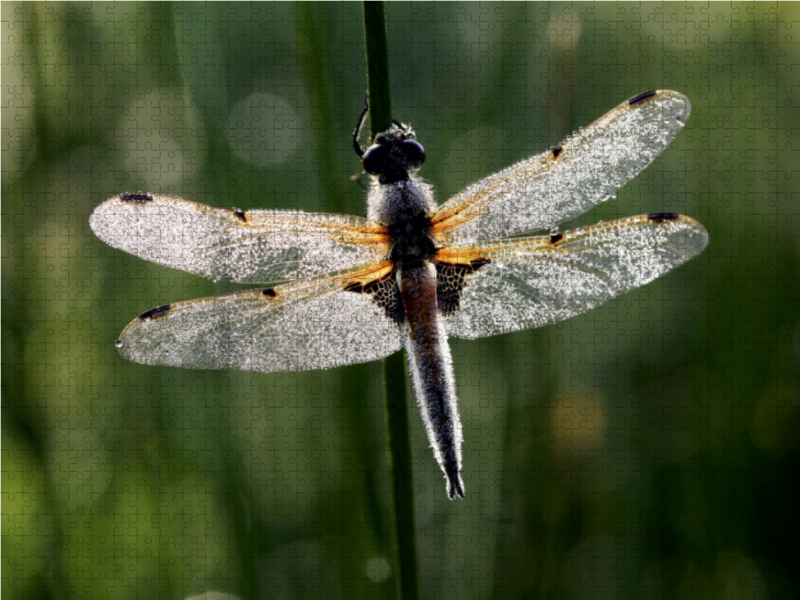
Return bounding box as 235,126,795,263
367,180,438,267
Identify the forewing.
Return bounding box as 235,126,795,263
432,91,691,244
116,262,404,373
442,214,708,339
90,193,390,283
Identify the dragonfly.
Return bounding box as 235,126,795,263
90,90,708,500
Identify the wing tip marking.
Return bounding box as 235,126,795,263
627,90,691,121
627,90,658,106
647,212,680,223
551,146,564,159
261,288,278,298
549,232,565,246
138,304,171,321
120,192,154,203
233,209,247,223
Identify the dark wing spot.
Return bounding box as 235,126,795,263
647,212,679,223
436,258,491,316
549,232,565,245
551,146,563,159
233,210,247,223
120,193,154,203
344,270,405,325
261,288,277,298
138,304,171,321
627,90,657,106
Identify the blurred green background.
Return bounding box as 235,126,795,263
3,2,799,599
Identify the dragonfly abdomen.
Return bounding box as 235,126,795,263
399,261,465,499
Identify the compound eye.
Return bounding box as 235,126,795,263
362,144,390,175
402,140,425,169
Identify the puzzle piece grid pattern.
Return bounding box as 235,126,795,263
3,4,800,600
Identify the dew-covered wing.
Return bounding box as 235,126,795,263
431,91,691,245
442,214,708,339
90,193,391,283
115,261,404,373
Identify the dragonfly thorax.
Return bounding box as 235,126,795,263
366,178,436,226
369,177,438,268
388,213,438,266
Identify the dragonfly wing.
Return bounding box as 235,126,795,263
116,262,404,373
432,90,691,244
90,193,391,283
441,214,708,339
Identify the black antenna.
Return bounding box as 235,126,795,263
352,93,370,157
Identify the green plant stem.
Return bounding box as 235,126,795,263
363,2,393,132
382,352,418,600
363,3,420,599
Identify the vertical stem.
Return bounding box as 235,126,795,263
382,353,419,600
362,2,393,131
362,3,420,599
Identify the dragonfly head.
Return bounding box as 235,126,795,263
361,124,426,184
352,100,426,184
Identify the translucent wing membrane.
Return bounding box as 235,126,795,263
432,91,691,244
116,262,404,373
90,193,391,283
443,214,708,339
